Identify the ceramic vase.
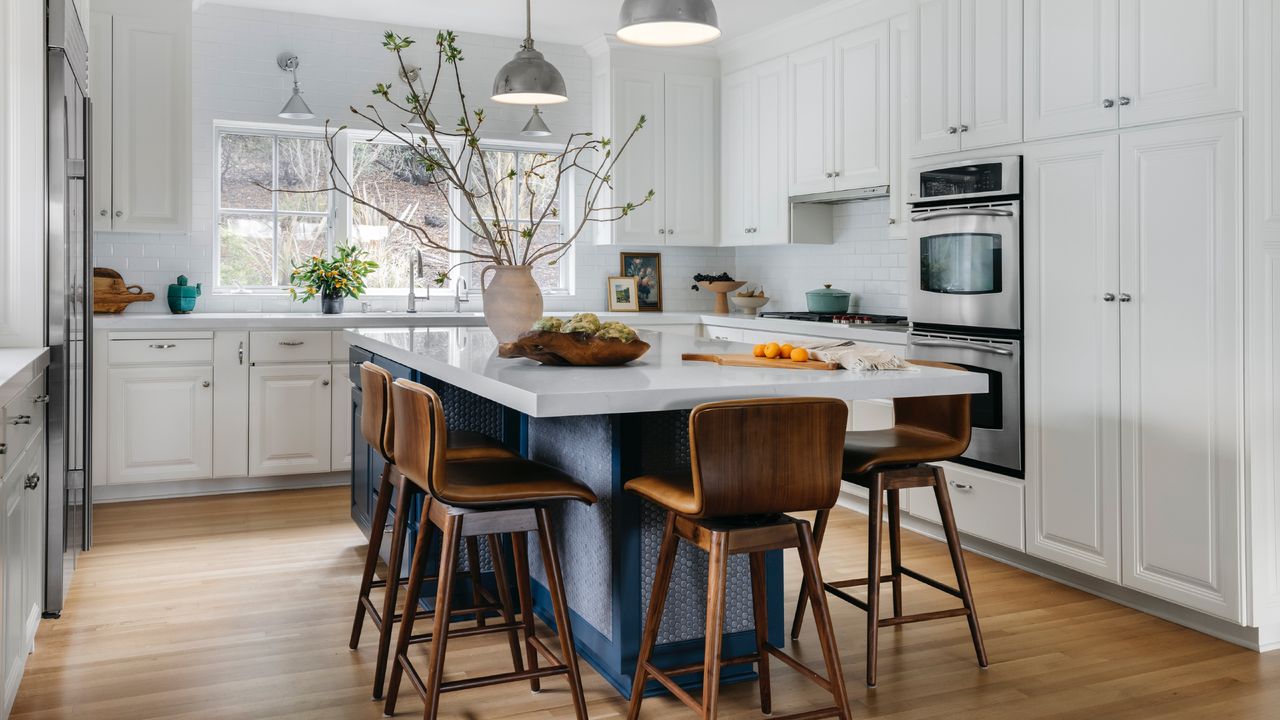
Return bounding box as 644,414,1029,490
480,265,543,343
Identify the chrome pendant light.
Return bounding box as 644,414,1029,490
617,0,721,47
276,52,315,120
400,65,440,130
492,0,568,105
521,106,552,137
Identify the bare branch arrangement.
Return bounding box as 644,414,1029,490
294,30,654,287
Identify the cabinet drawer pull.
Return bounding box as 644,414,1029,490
8,415,31,425
278,340,305,347
114,210,123,218
949,481,974,491
99,209,108,217
0,443,6,455
149,343,177,350
24,474,39,491
32,394,49,404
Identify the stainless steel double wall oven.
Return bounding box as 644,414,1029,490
906,156,1023,476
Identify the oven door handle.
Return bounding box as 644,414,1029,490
910,208,1015,222
910,338,1015,356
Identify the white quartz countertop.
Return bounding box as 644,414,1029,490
0,348,50,409
345,327,984,418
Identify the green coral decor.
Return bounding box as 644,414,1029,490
289,244,379,313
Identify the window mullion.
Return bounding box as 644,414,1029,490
271,135,280,287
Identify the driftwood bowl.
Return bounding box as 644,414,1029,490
498,330,651,366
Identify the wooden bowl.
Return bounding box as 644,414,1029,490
698,280,748,295
730,295,770,315
498,331,651,366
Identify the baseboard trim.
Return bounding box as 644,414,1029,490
93,473,348,503
835,489,1269,653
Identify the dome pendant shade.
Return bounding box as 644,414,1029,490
521,107,552,137
492,46,568,105
617,0,721,47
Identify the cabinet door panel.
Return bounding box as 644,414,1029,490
1024,0,1119,139
611,69,665,245
110,14,188,231
888,14,911,236
834,22,890,190
212,332,249,478
90,12,114,230
249,364,332,477
960,0,1023,149
1119,0,1242,127
788,42,835,195
107,366,214,484
3,461,22,698
719,69,751,246
331,364,352,472
1023,135,1122,582
754,59,789,243
664,73,716,245
912,0,961,156
1119,117,1242,620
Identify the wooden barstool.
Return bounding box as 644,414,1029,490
384,378,597,720
625,397,854,720
790,360,989,688
348,362,516,700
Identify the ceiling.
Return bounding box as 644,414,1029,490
192,0,835,47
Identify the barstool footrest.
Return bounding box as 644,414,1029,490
827,573,896,589
407,618,523,645
767,707,845,720
900,565,962,598
877,607,970,627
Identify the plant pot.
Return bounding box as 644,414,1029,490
480,265,544,343
321,290,345,315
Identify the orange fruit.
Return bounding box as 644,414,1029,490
779,343,795,358
752,344,766,358
763,342,781,359
790,347,810,363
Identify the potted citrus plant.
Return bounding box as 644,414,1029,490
288,244,379,314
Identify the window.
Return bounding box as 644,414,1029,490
214,125,571,295
217,130,332,289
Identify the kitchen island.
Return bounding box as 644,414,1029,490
344,326,986,697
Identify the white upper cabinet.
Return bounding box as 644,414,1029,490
888,14,912,237
663,73,717,246
91,11,190,232
912,0,1022,156
721,58,789,246
720,69,751,246
787,43,836,196
610,68,666,245
1118,0,1242,127
1119,117,1242,621
834,22,891,191
1026,0,1241,141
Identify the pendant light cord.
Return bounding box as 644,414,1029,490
523,0,533,49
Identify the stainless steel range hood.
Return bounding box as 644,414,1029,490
791,184,890,205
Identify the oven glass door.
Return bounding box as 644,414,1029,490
909,204,1021,331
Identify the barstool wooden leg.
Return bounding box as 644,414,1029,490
748,551,772,716
465,537,487,629
487,534,526,676
535,507,589,720
796,520,853,720
373,479,414,700
512,531,541,693
888,488,904,619
789,506,831,640
701,531,730,720
422,512,464,720
627,511,679,720
865,472,885,688
351,464,393,650
931,467,989,669
382,495,434,716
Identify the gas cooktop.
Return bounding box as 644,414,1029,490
758,311,909,326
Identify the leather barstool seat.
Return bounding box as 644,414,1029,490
382,378,596,720
791,360,989,688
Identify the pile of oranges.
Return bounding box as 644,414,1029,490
752,341,811,363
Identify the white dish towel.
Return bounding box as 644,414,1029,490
803,341,912,371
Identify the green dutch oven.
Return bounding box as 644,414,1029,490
166,275,202,314
805,284,851,314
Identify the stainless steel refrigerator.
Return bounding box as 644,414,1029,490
45,0,92,617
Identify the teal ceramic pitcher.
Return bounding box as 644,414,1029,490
166,275,201,314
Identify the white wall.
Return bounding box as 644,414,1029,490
733,198,908,316
92,2,733,314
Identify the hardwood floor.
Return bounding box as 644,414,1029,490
12,486,1280,719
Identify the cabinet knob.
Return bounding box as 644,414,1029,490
959,124,969,133
99,209,108,217
1102,98,1115,108
32,394,49,404
888,217,897,225
114,210,123,218
1118,96,1131,106
321,378,331,386
832,171,841,177
1103,292,1117,302
201,380,211,388
947,126,958,135
667,228,674,235
24,474,39,491
1118,293,1133,302
0,443,6,455
658,228,666,235
8,415,31,425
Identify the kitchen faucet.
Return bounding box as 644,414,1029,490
454,278,470,313
407,249,429,313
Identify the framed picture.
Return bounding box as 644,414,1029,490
620,252,663,311
607,276,640,312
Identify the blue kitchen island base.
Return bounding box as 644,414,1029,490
348,347,783,699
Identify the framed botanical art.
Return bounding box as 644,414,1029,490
607,276,640,312
620,251,663,311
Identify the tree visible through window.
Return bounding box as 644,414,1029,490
468,148,569,293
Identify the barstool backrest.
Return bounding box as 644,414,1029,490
360,362,395,464
894,360,972,450
389,378,449,497
688,397,848,518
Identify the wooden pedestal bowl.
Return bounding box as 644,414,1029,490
698,280,748,314
498,331,651,366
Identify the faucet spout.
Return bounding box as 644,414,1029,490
407,249,428,313
454,278,470,313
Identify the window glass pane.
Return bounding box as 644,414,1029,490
349,142,451,289
218,213,274,287
218,134,272,210
277,137,331,213
519,152,560,222
472,150,516,221
277,215,331,285
470,223,564,291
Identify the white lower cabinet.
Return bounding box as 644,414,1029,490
331,363,352,472
107,365,214,484
908,463,1025,551
249,364,332,477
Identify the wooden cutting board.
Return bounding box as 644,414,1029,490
681,353,842,371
